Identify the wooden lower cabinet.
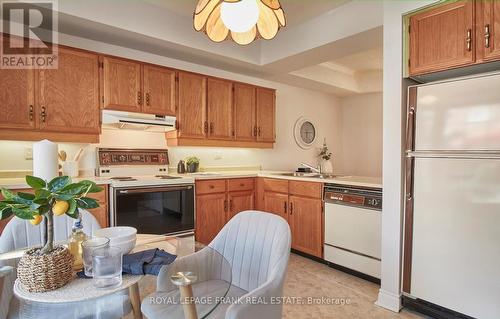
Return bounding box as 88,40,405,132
257,178,324,258
195,178,255,245
228,190,254,221
263,191,288,220
195,192,227,245
289,195,323,257
0,184,109,235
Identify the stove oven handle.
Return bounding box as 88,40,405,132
118,186,193,194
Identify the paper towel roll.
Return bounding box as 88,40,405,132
33,140,59,181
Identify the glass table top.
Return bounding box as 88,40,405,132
0,234,232,319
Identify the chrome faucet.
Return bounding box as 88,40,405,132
299,162,321,174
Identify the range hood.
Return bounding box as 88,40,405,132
102,110,176,132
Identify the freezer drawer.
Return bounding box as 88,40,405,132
414,73,500,151
411,158,500,319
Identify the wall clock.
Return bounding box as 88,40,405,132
294,117,317,149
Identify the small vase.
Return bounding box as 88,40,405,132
187,163,199,173
17,245,74,292
321,160,334,174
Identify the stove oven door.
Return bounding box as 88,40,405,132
112,184,195,235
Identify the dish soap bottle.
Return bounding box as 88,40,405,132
68,216,87,271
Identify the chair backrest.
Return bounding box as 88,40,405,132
209,211,291,292
0,209,101,254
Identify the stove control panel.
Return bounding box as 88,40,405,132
97,148,169,166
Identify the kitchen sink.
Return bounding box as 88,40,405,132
275,173,348,179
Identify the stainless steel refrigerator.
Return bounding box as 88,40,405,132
403,73,500,319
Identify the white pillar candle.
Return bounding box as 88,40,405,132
33,139,59,181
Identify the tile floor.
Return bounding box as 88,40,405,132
135,240,429,319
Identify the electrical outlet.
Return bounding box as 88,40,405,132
24,147,33,160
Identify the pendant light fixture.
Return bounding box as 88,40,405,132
194,0,286,45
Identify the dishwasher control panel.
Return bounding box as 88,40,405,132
324,185,382,210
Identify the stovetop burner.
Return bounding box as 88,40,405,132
110,177,138,181
155,175,182,180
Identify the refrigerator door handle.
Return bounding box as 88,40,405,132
406,87,417,152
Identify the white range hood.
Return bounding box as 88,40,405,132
102,110,176,132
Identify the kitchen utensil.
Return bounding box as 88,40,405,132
177,160,186,174
74,148,84,162
58,151,67,162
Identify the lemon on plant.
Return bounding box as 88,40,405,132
53,200,70,216
30,215,43,225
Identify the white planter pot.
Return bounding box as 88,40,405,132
321,160,334,174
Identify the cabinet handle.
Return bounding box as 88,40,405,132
284,201,287,214
29,105,33,121
224,199,228,212
210,122,214,134
41,106,46,123
137,91,142,105
485,24,491,48
146,92,151,106
466,28,472,51
229,199,233,211
289,202,293,215
204,121,208,134
258,127,261,137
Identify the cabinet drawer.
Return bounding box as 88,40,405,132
289,181,322,199
196,179,227,194
227,178,254,192
262,178,288,193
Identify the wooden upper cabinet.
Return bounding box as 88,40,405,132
207,78,233,140
256,88,276,142
478,0,500,62
102,57,142,112
409,0,475,76
0,69,35,130
177,72,207,139
289,195,323,258
234,83,256,141
38,48,100,134
143,65,176,116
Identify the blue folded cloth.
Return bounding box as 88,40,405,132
77,248,176,278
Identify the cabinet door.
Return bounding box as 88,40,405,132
207,78,233,140
234,83,256,141
102,57,142,112
0,69,35,130
38,48,100,134
263,191,288,221
409,1,475,75
479,1,500,62
227,190,254,222
143,65,176,116
195,193,226,245
177,72,207,139
256,88,276,142
289,196,323,258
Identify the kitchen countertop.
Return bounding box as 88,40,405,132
0,171,382,190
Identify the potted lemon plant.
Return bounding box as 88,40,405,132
0,175,102,292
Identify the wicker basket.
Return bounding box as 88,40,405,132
17,245,74,293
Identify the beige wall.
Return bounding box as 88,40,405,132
338,93,383,177
0,33,343,174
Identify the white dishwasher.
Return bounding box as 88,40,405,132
323,184,382,279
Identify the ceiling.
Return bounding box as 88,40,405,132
54,0,383,96
143,0,350,27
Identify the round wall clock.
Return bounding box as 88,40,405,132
294,117,317,149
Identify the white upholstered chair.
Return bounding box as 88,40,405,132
0,210,130,319
142,210,292,319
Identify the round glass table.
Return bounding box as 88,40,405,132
0,234,232,319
